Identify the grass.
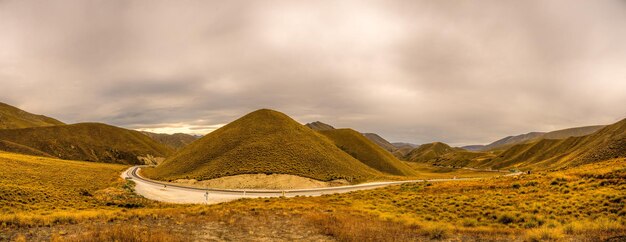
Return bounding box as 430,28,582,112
2,150,624,241
143,109,384,183
0,123,173,164
318,128,417,176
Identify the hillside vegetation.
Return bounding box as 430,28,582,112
141,131,199,150
0,123,173,164
0,102,64,129
143,109,383,182
318,129,416,176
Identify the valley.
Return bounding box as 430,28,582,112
0,103,624,241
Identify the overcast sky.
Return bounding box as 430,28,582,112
1,0,625,146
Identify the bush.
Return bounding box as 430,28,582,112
498,213,515,225
512,183,521,189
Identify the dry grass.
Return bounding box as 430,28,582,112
2,150,625,241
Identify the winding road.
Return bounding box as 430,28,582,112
122,166,520,204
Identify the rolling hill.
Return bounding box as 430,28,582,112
405,142,462,162
0,102,65,129
142,109,383,182
318,129,416,176
0,123,173,164
141,131,199,150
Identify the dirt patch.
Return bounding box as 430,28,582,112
173,173,350,189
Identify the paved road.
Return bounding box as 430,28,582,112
121,166,521,204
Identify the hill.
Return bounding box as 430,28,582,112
431,118,626,170
0,102,65,129
473,125,607,151
0,123,173,164
405,142,462,162
362,133,397,152
318,129,416,176
305,121,335,131
141,131,199,150
541,125,605,140
142,109,382,182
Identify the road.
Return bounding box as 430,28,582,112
121,166,521,204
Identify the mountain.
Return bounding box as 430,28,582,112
318,129,416,176
392,142,418,149
482,132,545,151
305,121,335,131
0,123,173,164
142,109,383,182
460,145,485,151
0,102,65,129
362,133,397,152
405,142,462,162
431,119,626,170
541,125,605,140
141,131,199,150
474,125,607,151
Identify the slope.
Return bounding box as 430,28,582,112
141,131,199,150
142,109,383,182
0,123,173,164
0,102,65,129
362,133,397,152
318,129,416,176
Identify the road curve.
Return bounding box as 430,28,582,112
121,166,519,204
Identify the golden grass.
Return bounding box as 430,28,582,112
2,150,625,241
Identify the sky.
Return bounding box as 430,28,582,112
1,0,625,146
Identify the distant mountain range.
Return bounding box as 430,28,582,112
462,125,606,151
140,131,199,150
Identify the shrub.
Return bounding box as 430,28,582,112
498,213,515,225
512,183,521,189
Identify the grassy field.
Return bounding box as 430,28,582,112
2,151,624,241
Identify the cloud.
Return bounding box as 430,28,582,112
1,0,625,146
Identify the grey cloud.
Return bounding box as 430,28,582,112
1,0,625,146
